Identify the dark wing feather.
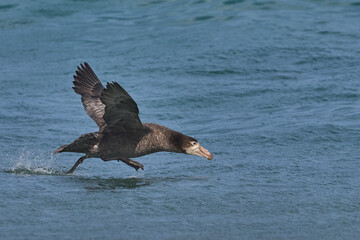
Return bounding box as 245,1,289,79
73,62,106,130
101,82,143,132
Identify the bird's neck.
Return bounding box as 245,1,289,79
141,123,184,154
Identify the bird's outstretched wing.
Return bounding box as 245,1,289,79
73,63,106,130
72,62,143,132
101,81,143,132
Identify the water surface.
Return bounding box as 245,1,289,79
1,0,360,239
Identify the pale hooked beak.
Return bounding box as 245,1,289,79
193,145,213,160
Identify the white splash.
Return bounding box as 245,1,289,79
9,150,61,175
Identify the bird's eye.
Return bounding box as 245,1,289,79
192,141,197,146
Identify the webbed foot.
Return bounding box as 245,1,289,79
119,158,144,171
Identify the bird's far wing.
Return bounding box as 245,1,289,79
73,62,106,130
100,81,143,132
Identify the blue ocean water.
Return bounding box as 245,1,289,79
1,0,360,239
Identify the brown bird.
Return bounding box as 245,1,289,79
54,63,213,173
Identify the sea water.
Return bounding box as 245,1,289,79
1,0,360,239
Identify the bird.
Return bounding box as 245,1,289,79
54,62,213,174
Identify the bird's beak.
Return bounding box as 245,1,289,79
194,145,213,160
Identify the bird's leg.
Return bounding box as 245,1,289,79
118,157,144,171
101,155,144,171
67,155,87,174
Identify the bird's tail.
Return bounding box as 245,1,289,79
53,133,99,154
53,144,69,154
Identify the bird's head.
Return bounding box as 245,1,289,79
181,136,213,160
